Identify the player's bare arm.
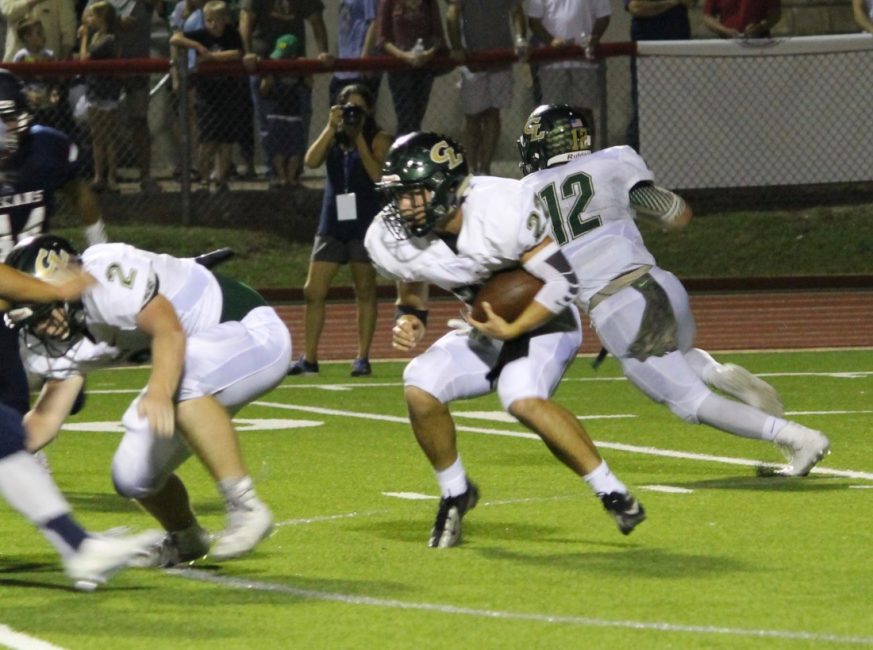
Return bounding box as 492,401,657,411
135,294,185,437
469,238,579,341
24,375,86,452
0,263,94,311
393,281,429,351
629,182,692,231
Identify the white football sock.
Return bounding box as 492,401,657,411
435,456,468,498
696,393,785,441
583,460,627,496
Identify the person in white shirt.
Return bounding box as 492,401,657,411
6,235,292,567
365,131,646,549
527,0,610,147
516,104,831,478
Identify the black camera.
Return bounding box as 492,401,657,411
342,104,365,127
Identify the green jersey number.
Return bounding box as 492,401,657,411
537,171,601,246
106,263,138,289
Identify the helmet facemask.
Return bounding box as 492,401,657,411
5,301,86,358
378,174,468,240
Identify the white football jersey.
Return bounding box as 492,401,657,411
80,243,222,351
520,146,656,308
365,176,550,305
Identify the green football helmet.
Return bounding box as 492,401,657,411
377,132,471,239
517,104,593,176
3,234,87,357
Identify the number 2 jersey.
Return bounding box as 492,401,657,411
0,125,82,261
520,145,656,310
364,176,551,306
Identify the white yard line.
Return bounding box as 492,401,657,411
254,401,873,482
0,626,65,650
167,569,873,646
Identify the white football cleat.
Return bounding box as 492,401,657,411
709,363,785,417
773,423,831,477
210,496,274,561
64,529,163,591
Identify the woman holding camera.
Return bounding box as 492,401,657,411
288,84,393,378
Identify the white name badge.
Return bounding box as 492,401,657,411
337,192,358,221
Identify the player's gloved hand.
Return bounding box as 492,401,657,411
392,314,425,351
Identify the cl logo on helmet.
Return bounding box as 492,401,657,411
430,141,464,169
524,116,544,142
35,248,70,278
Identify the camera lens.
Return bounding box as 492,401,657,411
342,104,364,126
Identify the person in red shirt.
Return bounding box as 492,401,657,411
703,0,781,39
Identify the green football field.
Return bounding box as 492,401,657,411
2,349,872,649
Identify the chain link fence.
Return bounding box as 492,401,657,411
9,35,872,238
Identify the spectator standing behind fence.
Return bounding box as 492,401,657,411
624,0,693,152
527,0,610,148
79,1,122,192
288,83,392,378
702,0,781,39
377,0,446,136
171,0,255,192
239,0,332,180
446,0,526,175
84,0,159,192
330,0,380,105
13,18,63,126
169,0,205,181
260,33,307,188
2,0,76,61
853,0,873,33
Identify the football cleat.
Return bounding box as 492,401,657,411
773,423,830,477
130,524,210,568
708,363,785,417
64,528,163,591
600,491,646,535
350,358,372,377
288,356,319,376
428,481,479,548
210,494,274,561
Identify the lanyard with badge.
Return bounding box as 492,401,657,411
336,149,357,222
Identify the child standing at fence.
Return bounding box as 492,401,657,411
78,1,122,193
170,0,252,193
13,18,62,128
259,34,307,189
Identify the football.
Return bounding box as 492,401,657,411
470,267,544,322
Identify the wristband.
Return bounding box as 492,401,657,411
394,305,428,327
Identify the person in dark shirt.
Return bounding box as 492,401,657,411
625,0,693,151
259,33,308,188
0,69,107,415
287,83,392,378
170,0,254,191
78,0,122,191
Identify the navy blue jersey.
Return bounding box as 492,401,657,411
0,124,82,414
0,125,82,262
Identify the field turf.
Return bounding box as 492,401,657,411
1,349,871,649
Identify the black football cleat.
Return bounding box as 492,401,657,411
600,491,646,535
428,481,480,548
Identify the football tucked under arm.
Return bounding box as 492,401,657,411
629,182,691,231
470,268,543,322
